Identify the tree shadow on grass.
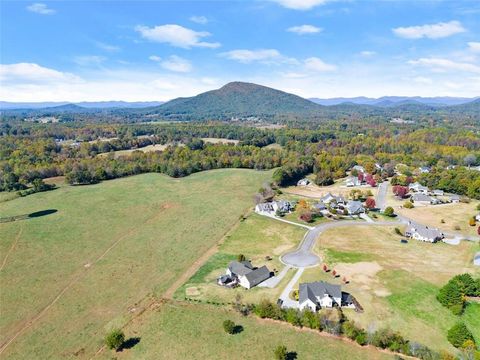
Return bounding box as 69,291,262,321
28,209,58,218
120,337,141,351
233,325,244,334
286,351,298,360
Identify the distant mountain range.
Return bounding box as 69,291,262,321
0,101,164,110
308,96,479,106
1,82,479,122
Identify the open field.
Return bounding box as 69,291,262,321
0,169,272,359
397,201,480,237
96,302,394,360
283,177,377,200
296,224,480,352
175,213,306,303
201,137,239,144
97,143,176,158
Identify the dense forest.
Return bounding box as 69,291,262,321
1,120,479,198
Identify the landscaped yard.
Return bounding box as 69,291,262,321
96,302,394,360
297,224,480,352
175,213,306,303
397,201,480,237
0,169,272,359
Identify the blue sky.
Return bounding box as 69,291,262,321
1,0,479,101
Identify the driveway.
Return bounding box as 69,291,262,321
278,267,304,309
258,265,291,288
376,181,389,211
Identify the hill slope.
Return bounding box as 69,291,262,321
144,81,323,119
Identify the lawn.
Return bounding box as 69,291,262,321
397,201,480,238
175,213,306,304
297,224,480,352
96,302,394,360
0,169,272,359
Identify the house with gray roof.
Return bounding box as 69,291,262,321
405,221,444,243
224,260,271,289
299,281,354,311
408,182,429,194
450,194,460,203
411,193,438,205
320,193,346,206
345,176,362,187
255,202,274,215
346,200,365,215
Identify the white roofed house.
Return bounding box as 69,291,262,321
432,189,444,196
297,178,310,186
255,202,274,215
352,165,365,174
450,194,460,203
320,193,346,207
345,176,362,187
272,200,295,214
419,166,431,174
405,221,444,243
408,182,429,194
411,193,438,205
299,281,354,312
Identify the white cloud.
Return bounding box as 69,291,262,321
149,55,162,62
135,24,220,49
304,57,337,72
281,72,308,78
190,15,208,24
26,3,55,15
221,49,286,63
393,21,466,39
408,57,480,73
73,55,106,66
0,63,81,84
160,55,192,73
287,25,322,35
468,42,480,53
96,42,120,52
359,50,376,57
413,76,432,84
271,0,328,10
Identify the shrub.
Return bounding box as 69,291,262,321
285,308,301,327
403,201,414,209
437,279,465,314
394,227,403,236
237,254,246,262
274,345,288,360
342,320,360,340
301,310,321,330
447,322,475,348
355,331,368,346
105,329,125,351
299,211,313,223
365,197,376,209
469,217,476,226
223,319,236,334
384,206,395,217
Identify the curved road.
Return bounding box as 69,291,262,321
280,220,399,268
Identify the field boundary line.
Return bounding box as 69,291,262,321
0,227,23,272
0,206,169,355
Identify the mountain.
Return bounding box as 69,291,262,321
309,96,479,107
0,101,164,110
143,81,323,119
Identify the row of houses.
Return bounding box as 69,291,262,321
318,193,365,215
408,182,460,204
255,200,295,215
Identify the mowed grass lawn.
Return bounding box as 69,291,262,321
175,214,305,304
302,225,480,352
0,169,272,359
97,302,393,360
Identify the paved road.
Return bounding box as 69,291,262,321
376,181,389,211
280,220,399,268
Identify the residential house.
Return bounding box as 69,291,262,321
346,200,365,215
450,194,460,203
345,176,362,187
419,166,431,174
298,281,354,312
475,214,480,222
411,193,437,205
408,182,429,194
352,165,365,174
297,178,310,186
255,202,274,215
313,202,327,212
255,201,294,215
320,193,346,206
432,189,444,196
224,261,271,289
405,221,444,243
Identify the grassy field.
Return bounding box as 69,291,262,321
297,224,480,352
175,213,306,303
96,302,394,360
283,177,376,199
0,169,273,359
397,201,480,237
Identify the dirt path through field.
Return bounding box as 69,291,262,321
0,205,172,356
0,227,23,272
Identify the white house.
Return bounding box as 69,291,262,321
419,166,431,174
408,182,429,194
298,281,354,312
405,221,444,243
255,202,274,215
320,192,346,206
345,176,362,187
225,261,271,289
297,178,310,186
352,165,365,174
450,194,460,203
475,214,480,222
432,189,444,196
255,201,294,215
